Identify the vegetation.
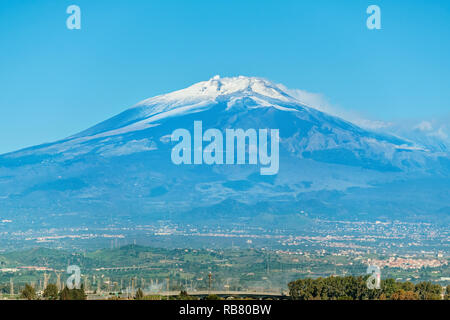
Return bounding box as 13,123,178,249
174,290,198,300
5,276,447,300
391,289,419,300
413,281,442,300
1,245,448,300
288,276,444,300
59,286,87,300
444,285,450,300
43,284,59,300
141,295,168,300
135,288,144,300
20,284,36,300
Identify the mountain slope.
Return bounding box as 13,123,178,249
0,76,448,229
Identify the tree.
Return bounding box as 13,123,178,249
391,290,419,300
176,290,197,300
380,278,398,299
20,284,36,300
444,285,450,300
59,286,87,300
288,278,316,300
135,288,144,300
414,282,442,300
399,281,415,292
43,283,59,300
288,276,443,300
289,276,373,300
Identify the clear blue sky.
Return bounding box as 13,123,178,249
0,0,449,154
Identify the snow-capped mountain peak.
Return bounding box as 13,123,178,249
135,75,297,108
70,76,303,140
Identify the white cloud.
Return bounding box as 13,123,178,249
277,84,449,148
276,85,332,113
277,84,392,130
428,126,448,140
414,121,433,132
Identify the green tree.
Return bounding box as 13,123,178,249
414,282,442,300
59,286,87,300
380,278,398,299
176,290,197,300
288,278,316,300
43,283,59,300
289,276,373,300
288,276,445,300
135,288,144,300
399,281,415,292
444,285,450,300
20,284,37,300
391,290,419,300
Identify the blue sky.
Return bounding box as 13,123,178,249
0,0,449,154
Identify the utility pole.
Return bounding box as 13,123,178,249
208,272,212,294
97,277,101,294
56,273,61,291
10,278,14,296
43,273,50,290
84,275,89,292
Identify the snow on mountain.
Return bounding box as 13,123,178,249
2,75,443,172
71,76,300,140
6,76,418,158
136,75,297,107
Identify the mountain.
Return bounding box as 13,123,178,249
0,76,449,230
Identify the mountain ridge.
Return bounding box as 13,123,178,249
0,76,449,229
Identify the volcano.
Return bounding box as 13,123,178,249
0,76,449,229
